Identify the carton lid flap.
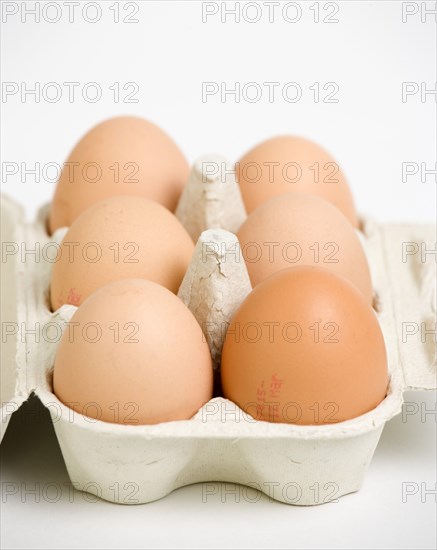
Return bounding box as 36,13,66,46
380,223,436,390
1,194,30,442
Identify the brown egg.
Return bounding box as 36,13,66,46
48,116,189,233
221,266,388,425
236,136,358,226
50,196,194,310
53,278,213,425
237,193,373,303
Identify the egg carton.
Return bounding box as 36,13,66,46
1,156,435,506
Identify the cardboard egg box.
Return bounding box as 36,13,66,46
1,155,435,505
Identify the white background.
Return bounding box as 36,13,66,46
1,1,436,549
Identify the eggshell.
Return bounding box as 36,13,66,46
221,266,388,425
53,278,213,425
50,196,194,310
48,116,189,233
237,193,373,303
236,136,358,226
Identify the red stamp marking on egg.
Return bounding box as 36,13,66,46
66,287,82,306
255,375,284,421
269,373,284,399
